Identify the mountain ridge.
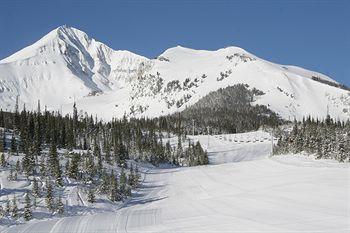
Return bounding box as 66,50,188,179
0,25,349,121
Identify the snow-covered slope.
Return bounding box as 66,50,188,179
0,26,147,111
1,26,349,121
3,133,349,233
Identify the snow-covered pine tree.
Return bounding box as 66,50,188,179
0,130,4,153
104,140,111,165
87,187,95,203
5,198,10,216
99,169,109,194
10,133,16,154
57,195,64,215
64,159,70,176
8,167,14,181
68,153,80,180
15,160,21,174
48,143,63,186
39,155,46,177
33,101,42,157
176,135,183,161
85,151,95,182
32,178,41,198
119,168,127,196
22,148,35,177
337,134,347,162
23,192,32,221
72,102,78,144
93,139,102,176
1,153,6,167
11,196,18,219
1,130,6,152
109,171,119,202
45,181,55,212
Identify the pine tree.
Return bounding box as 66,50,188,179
125,185,131,197
337,134,347,162
65,159,70,176
99,169,109,194
72,102,78,146
34,101,42,157
0,205,3,218
68,153,80,179
22,148,35,176
48,143,63,186
85,151,95,182
32,178,41,198
45,182,54,212
128,164,135,187
11,196,18,219
0,153,6,167
8,167,14,181
66,123,75,151
119,168,127,196
104,142,111,164
93,140,102,176
5,198,10,216
10,134,16,154
2,130,6,152
176,135,183,161
15,160,21,173
109,171,120,202
57,195,64,215
135,166,141,183
87,187,95,203
39,155,46,177
0,130,4,152
14,95,20,130
23,192,32,221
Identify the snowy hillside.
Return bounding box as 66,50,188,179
0,26,147,111
0,26,349,121
3,132,349,233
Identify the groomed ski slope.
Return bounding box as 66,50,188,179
4,133,350,233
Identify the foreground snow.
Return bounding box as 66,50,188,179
2,133,350,233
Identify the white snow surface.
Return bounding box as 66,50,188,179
3,131,349,233
0,26,349,121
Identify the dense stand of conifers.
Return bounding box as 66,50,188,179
0,101,209,167
274,116,350,162
170,84,282,134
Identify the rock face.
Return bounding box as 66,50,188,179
0,26,349,121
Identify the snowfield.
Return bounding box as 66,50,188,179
3,132,349,233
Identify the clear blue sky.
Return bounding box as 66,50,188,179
0,0,349,86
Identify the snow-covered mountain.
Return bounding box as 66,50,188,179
0,25,349,121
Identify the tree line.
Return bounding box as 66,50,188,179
274,115,350,162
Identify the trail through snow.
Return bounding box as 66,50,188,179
3,133,350,233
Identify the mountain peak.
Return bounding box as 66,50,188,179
0,25,92,64
56,25,89,41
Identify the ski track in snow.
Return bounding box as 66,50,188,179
2,133,350,233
